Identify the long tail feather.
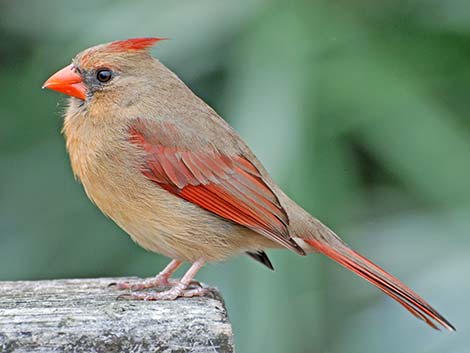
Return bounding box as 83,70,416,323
304,238,455,331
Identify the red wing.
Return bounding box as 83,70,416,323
129,127,303,254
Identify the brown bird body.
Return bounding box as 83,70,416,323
43,38,454,331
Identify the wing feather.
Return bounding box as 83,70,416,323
130,124,304,254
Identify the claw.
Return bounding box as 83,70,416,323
109,277,169,291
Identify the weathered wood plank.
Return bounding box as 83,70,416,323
0,278,233,353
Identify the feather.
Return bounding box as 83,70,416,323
107,37,167,52
129,125,305,255
304,238,455,331
246,251,274,270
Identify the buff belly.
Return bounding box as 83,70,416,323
80,164,276,262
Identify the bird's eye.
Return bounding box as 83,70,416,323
96,69,112,83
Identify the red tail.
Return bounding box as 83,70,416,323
304,238,455,331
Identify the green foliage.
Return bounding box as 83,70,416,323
0,1,468,352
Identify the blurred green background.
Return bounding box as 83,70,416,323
1,0,468,352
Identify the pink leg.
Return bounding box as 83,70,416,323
118,259,210,301
110,259,182,290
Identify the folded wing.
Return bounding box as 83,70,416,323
129,123,304,254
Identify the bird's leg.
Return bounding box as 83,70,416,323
110,259,183,290
118,259,210,301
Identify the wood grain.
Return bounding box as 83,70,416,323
0,277,233,353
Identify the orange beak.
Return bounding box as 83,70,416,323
42,64,87,100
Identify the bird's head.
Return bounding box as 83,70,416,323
42,38,166,103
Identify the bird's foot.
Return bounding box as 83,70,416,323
112,259,207,300
117,283,211,301
109,275,170,290
109,277,201,291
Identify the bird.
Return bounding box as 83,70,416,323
42,37,454,331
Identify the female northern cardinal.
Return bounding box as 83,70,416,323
43,38,454,331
